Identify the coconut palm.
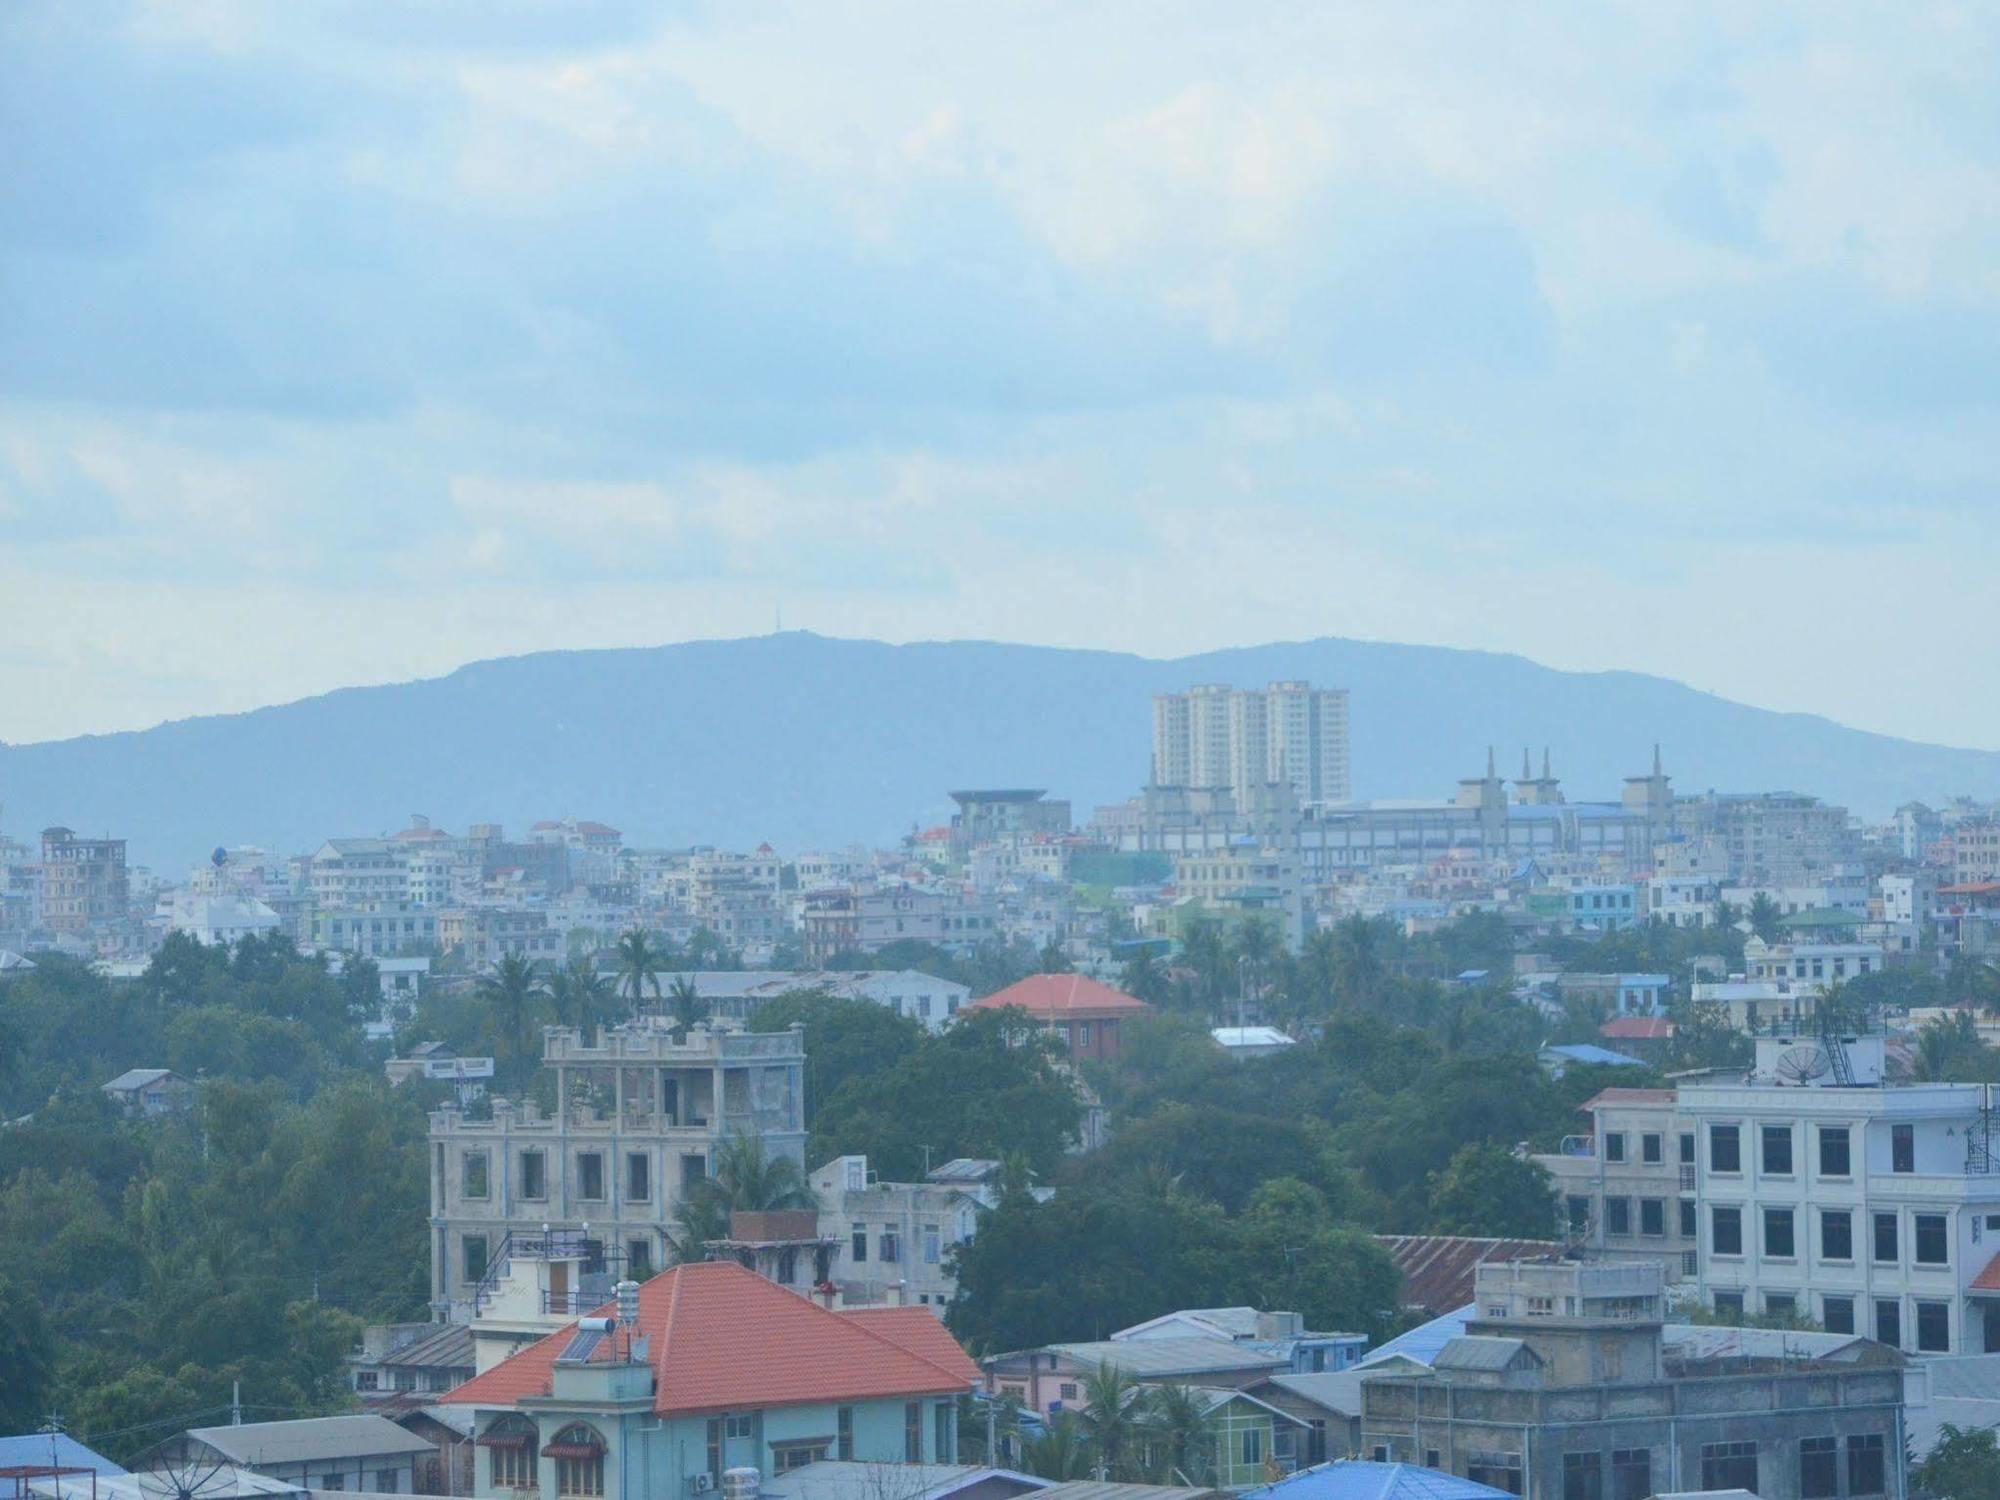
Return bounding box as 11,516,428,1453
1747,893,1784,944
615,928,664,1010
1021,1412,1091,1481
545,954,613,1034
1332,915,1383,1005
1078,1363,1143,1480
478,953,543,1065
1139,1385,1217,1487
666,1132,816,1264
667,974,710,1037
1179,919,1229,1014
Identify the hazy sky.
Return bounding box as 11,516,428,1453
4,3,1998,748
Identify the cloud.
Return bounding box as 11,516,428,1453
1,1,1998,753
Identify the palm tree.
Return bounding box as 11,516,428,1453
1139,1385,1217,1487
615,928,664,1011
1021,1412,1091,1481
1332,914,1383,1004
1747,893,1784,944
667,975,710,1037
667,1133,816,1264
1179,919,1229,1015
1078,1363,1142,1480
1119,950,1167,1005
545,954,612,1035
478,954,543,1065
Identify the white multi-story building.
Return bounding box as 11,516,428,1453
1534,1086,1699,1280
1683,1031,2000,1356
1743,937,1887,992
310,839,409,908
1151,681,1350,807
1650,875,1718,928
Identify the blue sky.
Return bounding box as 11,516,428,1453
3,2,1998,747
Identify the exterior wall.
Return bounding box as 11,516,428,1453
1359,1368,1904,1500
1536,1099,1696,1278
191,1444,421,1495
809,1157,982,1310
431,1025,807,1314
38,828,130,932
1681,1082,2000,1355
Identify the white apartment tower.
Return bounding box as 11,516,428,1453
1151,680,1350,806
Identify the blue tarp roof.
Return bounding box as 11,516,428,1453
0,1434,128,1477
1244,1460,1510,1500
1541,1043,1647,1067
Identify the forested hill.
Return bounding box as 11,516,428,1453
6,631,1998,865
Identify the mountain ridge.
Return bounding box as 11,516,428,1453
3,631,1993,868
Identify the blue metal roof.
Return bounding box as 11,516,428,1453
1245,1460,1510,1500
0,1434,128,1477
1362,1304,1472,1366
1541,1043,1647,1067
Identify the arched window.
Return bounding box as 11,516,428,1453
544,1423,606,1498
480,1415,537,1491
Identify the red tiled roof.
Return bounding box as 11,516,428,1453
1973,1250,2000,1293
1579,1087,1676,1110
444,1261,979,1415
965,974,1152,1019
1599,1017,1675,1041
1374,1235,1561,1316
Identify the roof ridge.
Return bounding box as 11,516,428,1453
655,1260,691,1375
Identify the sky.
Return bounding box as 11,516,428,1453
4,2,1999,749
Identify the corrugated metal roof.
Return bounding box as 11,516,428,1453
1243,1460,1511,1500
0,1434,127,1478
1373,1238,1560,1316
1432,1337,1534,1373
1046,1336,1286,1378
187,1416,433,1466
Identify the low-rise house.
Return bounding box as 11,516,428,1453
1354,1259,1907,1500
759,1460,1050,1500
1111,1310,1366,1375
351,1322,478,1405
1371,1238,1561,1321
0,1434,127,1484
146,1416,434,1495
1536,1044,1647,1078
1242,1460,1510,1500
1210,1028,1296,1059
101,1067,194,1118
448,1261,980,1499
810,1156,1042,1312
983,1339,1290,1420
964,975,1152,1062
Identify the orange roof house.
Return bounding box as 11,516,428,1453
965,974,1152,1060
449,1261,979,1495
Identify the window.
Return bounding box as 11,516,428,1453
1762,1124,1793,1175
551,1426,604,1498
1241,1427,1263,1467
1799,1437,1838,1500
880,1229,900,1263
1874,1212,1899,1263
1712,1206,1743,1256
924,1224,941,1264
1893,1123,1915,1174
376,1473,400,1494
628,1238,652,1278
1713,1291,1744,1320
1610,1449,1650,1500
1076,1022,1092,1047
1916,1213,1949,1266
1567,1195,1591,1233
1819,1125,1851,1177
627,1152,650,1202
1875,1298,1901,1349
1847,1434,1886,1496
1710,1124,1741,1173
837,1407,854,1461
1700,1441,1757,1492
852,1226,869,1263
706,1420,723,1481
1562,1452,1602,1500
1765,1207,1796,1258
1466,1453,1523,1496
1766,1292,1796,1319
905,1401,923,1462
772,1443,830,1474
1823,1296,1855,1335
322,1477,344,1491
1678,1199,1696,1238
725,1416,753,1440
1641,1133,1663,1164
1679,1132,1695,1164
520,1150,547,1200
578,1152,605,1201
1917,1299,1951,1353
1640,1199,1665,1238
487,1417,536,1490
681,1153,708,1191
1604,1132,1627,1164
935,1402,953,1464
1821,1209,1852,1261
1605,1198,1631,1236
463,1151,489,1199
1059,1382,1079,1401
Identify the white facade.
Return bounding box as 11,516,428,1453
1152,681,1351,806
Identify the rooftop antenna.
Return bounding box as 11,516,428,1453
615,1278,641,1360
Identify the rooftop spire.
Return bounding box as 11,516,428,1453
1542,747,1552,779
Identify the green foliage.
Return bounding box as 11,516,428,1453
0,1275,57,1431
826,938,1041,998
1426,1143,1557,1239
808,1008,1083,1181
671,1133,817,1263
1912,1423,2000,1500
1065,1104,1355,1217
746,988,925,1119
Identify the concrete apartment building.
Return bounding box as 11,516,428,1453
799,886,998,965
1356,1259,1906,1500
1151,681,1352,808
427,1020,806,1317
38,826,129,932
1673,791,1860,887
1537,1088,1699,1280
1172,842,1307,946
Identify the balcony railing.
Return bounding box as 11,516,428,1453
1679,1164,1697,1192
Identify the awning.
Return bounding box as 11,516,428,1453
542,1442,605,1460
476,1433,532,1450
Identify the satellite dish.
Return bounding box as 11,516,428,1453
1775,1045,1830,1085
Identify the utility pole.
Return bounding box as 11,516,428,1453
231,1380,242,1426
